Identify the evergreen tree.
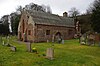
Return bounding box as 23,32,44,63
91,0,100,33
10,13,21,35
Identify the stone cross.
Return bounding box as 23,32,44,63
46,48,54,60
80,36,86,45
26,42,31,52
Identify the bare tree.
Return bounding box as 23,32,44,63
16,5,23,14
90,0,100,33
25,3,46,12
69,7,80,18
24,3,52,13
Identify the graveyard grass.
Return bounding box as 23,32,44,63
0,36,100,66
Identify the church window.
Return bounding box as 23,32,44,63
27,16,29,18
28,30,31,35
46,30,50,35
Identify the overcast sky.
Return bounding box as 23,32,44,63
0,0,94,18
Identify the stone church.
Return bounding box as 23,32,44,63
18,10,75,42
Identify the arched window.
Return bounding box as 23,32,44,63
28,30,31,35
55,32,61,36
46,30,50,35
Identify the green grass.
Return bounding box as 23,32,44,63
0,36,100,66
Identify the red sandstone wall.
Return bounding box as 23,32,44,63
34,24,75,42
18,12,75,42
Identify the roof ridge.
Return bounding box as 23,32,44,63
26,10,74,27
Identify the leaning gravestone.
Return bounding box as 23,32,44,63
10,46,16,52
46,48,54,60
26,42,31,52
80,36,86,45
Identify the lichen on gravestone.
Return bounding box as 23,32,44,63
46,48,54,60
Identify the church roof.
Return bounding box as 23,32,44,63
28,10,75,27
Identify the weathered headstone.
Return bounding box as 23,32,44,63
52,35,55,43
2,41,5,46
62,40,64,44
7,36,10,44
47,40,49,43
46,48,54,60
87,34,95,46
10,46,16,52
5,36,12,47
26,42,31,52
80,36,86,45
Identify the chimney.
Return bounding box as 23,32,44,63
63,12,68,17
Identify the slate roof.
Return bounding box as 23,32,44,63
28,10,75,27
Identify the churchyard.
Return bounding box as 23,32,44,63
0,36,100,66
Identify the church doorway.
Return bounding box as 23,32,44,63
54,32,62,43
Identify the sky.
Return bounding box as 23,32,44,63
0,0,94,18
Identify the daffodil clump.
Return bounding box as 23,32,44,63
32,47,37,53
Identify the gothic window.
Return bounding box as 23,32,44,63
27,16,29,18
28,30,31,35
46,30,50,35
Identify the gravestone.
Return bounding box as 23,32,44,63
62,40,64,44
47,40,49,43
46,48,54,60
10,46,16,52
7,36,10,44
2,41,5,46
80,36,86,45
52,35,55,43
26,42,31,52
5,36,11,47
87,34,95,46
